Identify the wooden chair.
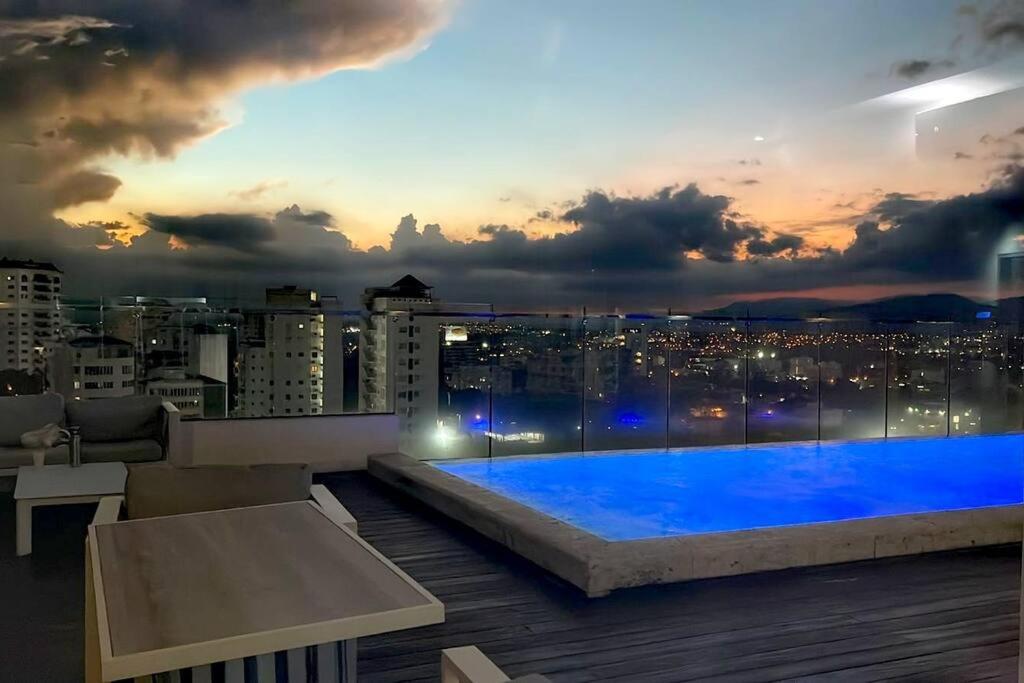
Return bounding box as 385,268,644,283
442,646,551,683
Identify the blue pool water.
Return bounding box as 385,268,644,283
433,435,1024,541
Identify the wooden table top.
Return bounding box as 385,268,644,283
92,501,441,663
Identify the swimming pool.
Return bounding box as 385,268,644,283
369,435,1024,596
432,436,1024,541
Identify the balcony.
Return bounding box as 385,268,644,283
0,305,1022,680
0,466,1019,681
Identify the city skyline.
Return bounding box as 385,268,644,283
1,1,1023,309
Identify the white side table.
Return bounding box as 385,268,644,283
14,462,127,556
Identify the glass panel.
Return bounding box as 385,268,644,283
819,322,886,440
667,319,746,447
25,302,373,421
582,317,669,452
950,322,1014,435
490,316,583,457
885,323,950,438
746,322,819,443
434,317,495,460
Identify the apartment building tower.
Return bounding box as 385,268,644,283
237,286,343,417
0,258,62,375
358,275,491,456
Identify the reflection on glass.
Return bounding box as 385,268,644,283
746,322,819,444
886,323,950,438
582,317,669,452
950,323,1018,435
490,316,584,457
819,322,886,440
667,320,745,447
436,318,495,460
3,301,374,421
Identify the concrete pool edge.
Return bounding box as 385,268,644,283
367,452,1024,597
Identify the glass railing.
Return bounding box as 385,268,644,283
4,302,1022,458
0,301,387,420
422,314,1024,461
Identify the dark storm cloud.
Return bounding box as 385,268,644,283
141,213,276,253
275,204,335,228
556,185,762,265
841,165,1024,278
6,164,1024,310
395,185,767,273
869,192,935,221
746,233,804,256
889,58,955,80
0,0,450,241
51,169,121,208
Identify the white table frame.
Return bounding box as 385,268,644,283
14,463,127,556
87,499,443,682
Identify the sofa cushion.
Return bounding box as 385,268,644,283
0,394,64,447
0,445,69,469
67,395,163,443
81,439,164,465
126,463,312,520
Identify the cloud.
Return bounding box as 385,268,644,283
841,165,1024,279
889,58,956,80
972,0,1024,46
954,151,974,160
276,204,334,228
231,179,288,201
556,185,764,265
0,0,451,242
746,233,803,257
50,169,121,208
141,213,276,253
736,178,760,186
869,192,935,221
0,15,120,54
3,161,1023,310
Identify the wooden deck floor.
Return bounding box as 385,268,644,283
0,473,1020,682
335,473,1021,683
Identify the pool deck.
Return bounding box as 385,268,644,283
370,452,1024,596
1,472,1020,681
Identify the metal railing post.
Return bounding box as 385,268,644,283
816,321,822,442
883,325,890,439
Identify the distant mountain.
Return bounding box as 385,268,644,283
825,294,994,322
700,298,846,319
701,293,998,322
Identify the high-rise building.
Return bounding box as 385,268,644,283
236,286,343,417
0,258,63,375
55,336,136,400
358,275,491,456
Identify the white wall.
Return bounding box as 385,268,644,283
178,413,399,472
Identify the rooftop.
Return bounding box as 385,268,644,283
0,258,61,273
1,472,1018,681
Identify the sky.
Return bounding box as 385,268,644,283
1,0,1024,310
